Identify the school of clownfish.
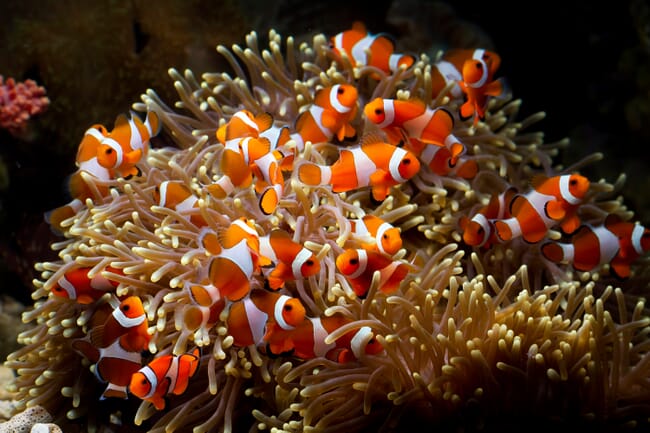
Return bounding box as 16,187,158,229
42,21,650,411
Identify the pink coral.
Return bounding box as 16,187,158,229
0,75,49,136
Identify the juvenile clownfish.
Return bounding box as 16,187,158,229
128,348,200,410
267,313,384,362
541,214,650,279
335,248,411,297
50,266,122,304
418,143,479,180
494,174,590,244
458,55,507,125
72,337,143,400
349,214,402,256
216,110,273,144
293,84,359,149
258,229,321,290
430,48,501,99
363,97,465,166
88,295,151,353
250,149,286,215
297,133,420,201
153,180,206,227
226,289,306,349
329,21,415,76
459,187,517,248
95,110,161,178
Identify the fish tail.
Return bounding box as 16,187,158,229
494,218,520,242
145,110,162,137
298,162,331,186
541,242,573,264
453,159,478,179
44,198,84,234
459,100,475,122
205,176,235,199
101,383,129,400
187,283,222,307
259,184,282,215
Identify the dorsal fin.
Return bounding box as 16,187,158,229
359,131,387,146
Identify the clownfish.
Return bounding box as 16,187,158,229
153,180,206,227
349,214,402,256
418,142,479,179
201,239,256,304
258,229,321,290
541,214,650,279
297,133,420,201
250,149,286,215
458,55,507,125
430,48,501,99
363,97,465,166
293,84,359,148
88,296,151,353
50,266,122,304
494,174,590,244
226,289,306,349
329,21,415,76
94,110,161,178
128,348,200,410
72,337,143,400
459,187,517,248
335,248,411,297
267,313,384,362
216,110,273,144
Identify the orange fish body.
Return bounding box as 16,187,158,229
335,248,410,297
349,214,402,256
298,135,420,201
204,239,256,303
363,97,465,166
330,21,415,76
542,215,650,278
92,296,150,352
459,187,517,248
494,174,590,244
216,110,273,144
430,48,501,99
258,229,320,290
153,180,206,227
226,289,306,349
458,56,506,125
95,110,161,178
128,348,200,410
50,266,122,304
294,84,358,147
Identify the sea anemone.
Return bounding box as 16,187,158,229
5,25,650,433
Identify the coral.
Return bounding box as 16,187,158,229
4,23,650,433
0,76,49,138
0,405,53,432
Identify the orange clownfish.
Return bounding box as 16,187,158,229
430,48,501,99
494,174,590,244
50,266,122,304
202,239,257,303
458,54,507,125
90,295,151,353
95,110,161,178
258,229,321,290
330,21,415,76
293,84,358,148
541,214,650,279
226,289,306,349
459,187,517,248
349,214,402,256
335,248,411,297
267,313,384,363
153,180,206,227
297,133,420,201
363,97,465,166
216,110,273,144
128,348,200,410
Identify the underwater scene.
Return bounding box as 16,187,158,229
1,0,650,432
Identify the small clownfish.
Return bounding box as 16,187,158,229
430,48,501,99
541,214,650,279
494,174,590,244
363,97,465,166
458,55,507,125
204,239,257,303
226,289,306,349
180,298,225,335
88,295,151,352
153,180,206,227
459,187,517,248
267,313,384,362
335,248,411,297
250,149,286,215
418,143,479,180
293,84,359,149
297,133,420,202
95,110,161,178
216,110,273,144
329,21,415,76
259,124,300,171
258,229,321,290
128,348,200,410
349,214,402,256
50,266,122,304
72,337,143,400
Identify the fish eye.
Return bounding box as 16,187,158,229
141,378,148,385
349,258,359,265
477,227,484,235
475,62,483,70
306,259,314,266
284,304,293,312
104,148,113,155
122,304,130,311
570,178,577,185
402,158,411,165
383,234,388,239
374,108,383,115
337,87,344,95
